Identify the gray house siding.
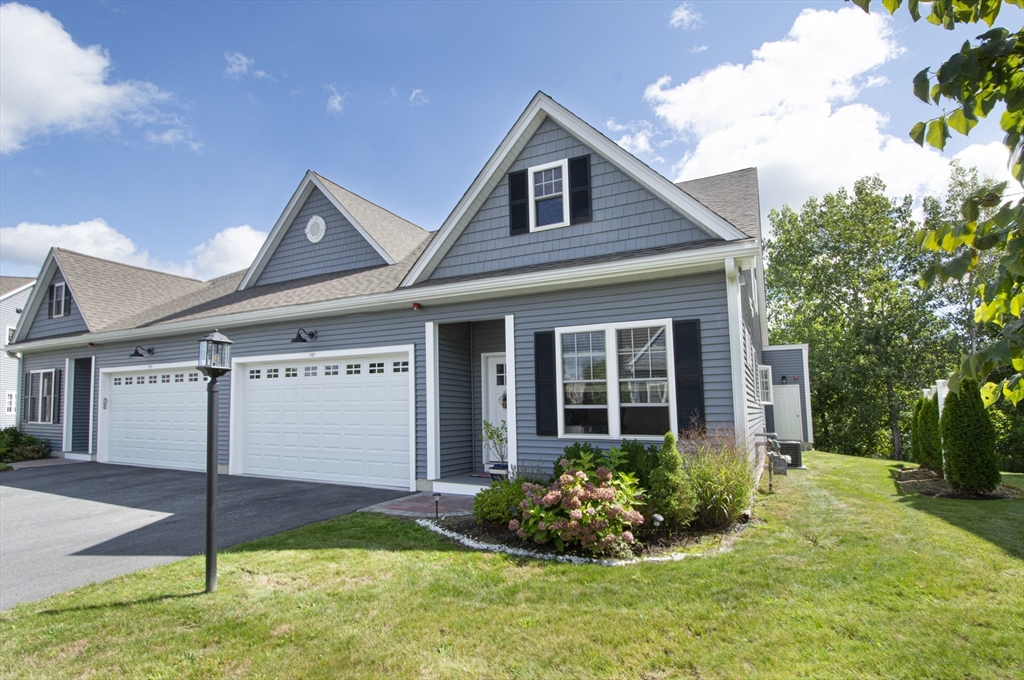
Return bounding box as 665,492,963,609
1,285,32,428
255,187,388,286
762,346,809,442
438,323,473,477
428,118,714,281
18,270,735,480
25,272,89,340
740,269,765,452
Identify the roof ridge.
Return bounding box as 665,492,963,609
53,248,206,284
312,172,426,233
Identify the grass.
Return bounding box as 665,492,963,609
1001,471,1024,489
1,452,1021,679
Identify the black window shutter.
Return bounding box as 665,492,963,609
64,290,72,317
53,369,62,424
534,331,557,436
568,155,592,225
47,285,54,319
23,372,30,421
508,170,529,236
673,320,705,432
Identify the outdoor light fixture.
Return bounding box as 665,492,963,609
433,492,441,520
290,328,317,343
781,375,787,385
196,330,234,594
412,302,422,311
129,346,154,358
652,514,664,528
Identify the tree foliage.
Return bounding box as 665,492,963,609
941,379,1001,492
918,393,944,474
855,0,1024,406
910,397,924,462
766,176,954,457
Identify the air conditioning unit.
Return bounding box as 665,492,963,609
778,441,802,468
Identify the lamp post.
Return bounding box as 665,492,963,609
196,330,233,593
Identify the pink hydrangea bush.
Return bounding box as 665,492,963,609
510,458,644,555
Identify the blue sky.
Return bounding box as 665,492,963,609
1,1,1019,279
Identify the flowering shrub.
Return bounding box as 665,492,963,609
511,458,643,555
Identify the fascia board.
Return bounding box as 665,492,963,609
307,173,396,266
763,344,809,351
11,240,759,354
0,281,35,302
402,93,747,286
238,174,317,290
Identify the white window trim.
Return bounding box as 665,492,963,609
5,326,14,346
27,369,57,424
528,158,570,232
52,282,66,318
758,365,773,405
5,391,15,415
555,318,677,440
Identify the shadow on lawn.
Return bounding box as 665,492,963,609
36,591,204,616
896,492,1024,559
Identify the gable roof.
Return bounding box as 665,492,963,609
676,168,761,241
12,249,209,342
0,276,34,299
401,91,748,287
239,171,429,290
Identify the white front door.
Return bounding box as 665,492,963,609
773,384,803,442
481,353,507,464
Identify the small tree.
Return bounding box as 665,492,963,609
909,397,924,464
918,395,943,475
942,380,1001,493
646,432,695,529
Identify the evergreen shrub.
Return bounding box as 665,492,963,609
917,395,943,474
942,380,1000,493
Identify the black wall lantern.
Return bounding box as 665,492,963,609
291,328,317,343
129,346,154,358
196,329,233,594
781,375,787,385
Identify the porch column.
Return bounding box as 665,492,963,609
426,321,440,480
504,314,518,470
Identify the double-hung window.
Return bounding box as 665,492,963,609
528,159,570,231
758,366,773,404
51,283,66,317
26,369,56,423
557,319,676,439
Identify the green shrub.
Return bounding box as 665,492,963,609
619,439,659,491
683,434,755,530
553,442,606,478
0,427,49,463
942,380,1000,493
909,397,924,464
917,395,943,474
473,478,526,524
646,432,695,529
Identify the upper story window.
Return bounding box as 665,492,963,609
5,327,14,345
49,282,71,318
758,365,773,404
529,160,569,230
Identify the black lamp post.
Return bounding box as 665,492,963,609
196,330,233,593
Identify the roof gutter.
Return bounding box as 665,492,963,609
9,240,759,354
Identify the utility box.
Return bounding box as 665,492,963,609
778,441,802,468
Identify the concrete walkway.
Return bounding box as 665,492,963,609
360,491,475,518
0,462,410,610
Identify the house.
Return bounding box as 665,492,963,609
1,277,35,429
6,92,802,494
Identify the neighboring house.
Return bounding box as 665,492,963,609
1,277,35,429
7,92,805,493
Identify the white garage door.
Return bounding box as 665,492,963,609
242,353,410,488
107,369,207,471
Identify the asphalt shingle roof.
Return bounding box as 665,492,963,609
675,167,761,241
0,277,35,298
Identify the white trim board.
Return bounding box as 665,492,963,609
238,171,396,290
402,91,747,286
62,357,72,452
10,240,760,355
724,258,747,446
504,314,518,469
227,344,418,491
425,323,439,481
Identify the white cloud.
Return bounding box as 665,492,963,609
145,128,203,152
0,219,267,281
641,6,1011,228
952,141,1018,186
607,118,665,163
670,3,702,30
409,89,428,106
326,85,346,115
689,45,708,54
0,3,171,154
223,52,269,80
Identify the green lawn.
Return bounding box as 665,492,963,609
1001,471,1024,489
2,452,1022,679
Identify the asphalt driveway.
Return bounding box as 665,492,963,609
0,462,410,610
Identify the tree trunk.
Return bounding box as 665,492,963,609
886,373,902,461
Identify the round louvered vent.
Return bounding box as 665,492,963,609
305,215,326,243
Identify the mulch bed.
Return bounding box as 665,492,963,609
435,514,760,560
894,466,1024,500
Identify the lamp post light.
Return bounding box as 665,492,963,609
196,330,233,593
433,492,441,520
